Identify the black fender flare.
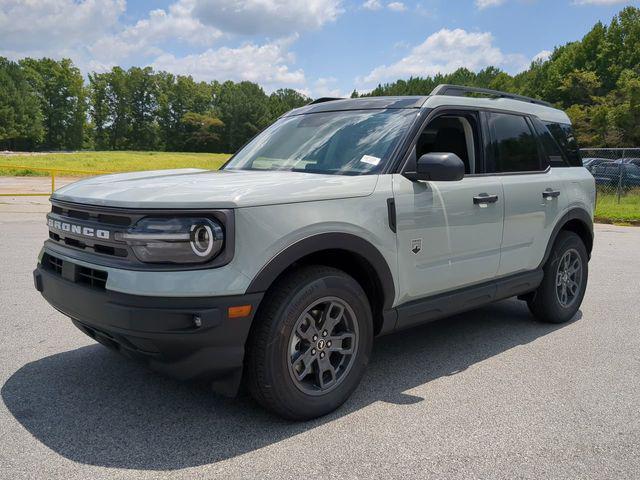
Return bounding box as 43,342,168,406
539,208,594,267
245,232,396,311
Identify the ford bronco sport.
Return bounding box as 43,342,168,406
34,85,595,420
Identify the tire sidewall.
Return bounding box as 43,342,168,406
261,271,373,419
540,232,589,322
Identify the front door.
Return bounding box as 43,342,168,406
392,174,504,307
391,110,504,310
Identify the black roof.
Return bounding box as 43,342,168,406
285,96,428,116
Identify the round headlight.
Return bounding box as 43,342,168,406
118,217,224,264
190,223,215,257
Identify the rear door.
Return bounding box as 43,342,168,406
484,112,567,275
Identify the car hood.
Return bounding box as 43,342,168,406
52,169,379,209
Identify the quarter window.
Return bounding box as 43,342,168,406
545,122,582,167
531,117,567,167
487,113,541,173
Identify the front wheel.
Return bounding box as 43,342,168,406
246,266,373,420
527,231,588,324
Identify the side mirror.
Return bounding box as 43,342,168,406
410,152,465,182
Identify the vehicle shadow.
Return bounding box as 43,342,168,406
2,299,578,471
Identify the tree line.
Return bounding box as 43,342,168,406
357,6,640,148
0,61,310,152
1,6,639,153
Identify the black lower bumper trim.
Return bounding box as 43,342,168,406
34,266,264,396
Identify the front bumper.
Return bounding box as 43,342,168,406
33,260,263,396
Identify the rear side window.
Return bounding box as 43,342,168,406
545,122,582,167
486,112,541,173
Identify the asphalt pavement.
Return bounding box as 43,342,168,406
0,209,638,479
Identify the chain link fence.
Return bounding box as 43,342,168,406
581,148,640,204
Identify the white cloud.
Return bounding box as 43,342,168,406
296,77,345,99
0,0,124,59
475,0,507,8
387,2,407,11
359,28,528,86
532,49,552,63
192,0,344,35
573,0,630,4
152,37,305,89
0,0,315,91
89,0,222,63
477,0,628,7
362,0,383,10
311,77,345,97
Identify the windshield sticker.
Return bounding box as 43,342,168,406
360,155,381,166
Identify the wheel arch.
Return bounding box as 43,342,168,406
245,233,396,336
540,208,594,267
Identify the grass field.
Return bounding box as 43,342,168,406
1,151,638,223
0,151,230,176
595,190,640,224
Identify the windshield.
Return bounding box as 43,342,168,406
223,109,417,175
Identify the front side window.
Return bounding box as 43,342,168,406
415,114,480,174
487,112,541,173
223,109,417,175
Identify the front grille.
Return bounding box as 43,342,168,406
49,232,127,257
46,199,234,271
51,204,132,227
42,253,108,290
48,200,136,260
77,265,108,289
47,254,63,275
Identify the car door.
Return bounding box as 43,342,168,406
484,112,567,276
392,110,504,309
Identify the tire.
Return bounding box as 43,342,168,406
245,265,373,420
527,231,588,324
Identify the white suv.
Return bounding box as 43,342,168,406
34,85,595,420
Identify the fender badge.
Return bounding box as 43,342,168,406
411,238,422,255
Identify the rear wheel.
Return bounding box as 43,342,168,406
246,266,373,420
527,231,588,324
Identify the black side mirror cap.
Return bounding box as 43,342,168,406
406,152,465,182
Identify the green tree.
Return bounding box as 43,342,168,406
0,57,44,150
88,72,110,149
157,74,215,151
215,81,271,152
180,112,224,151
106,67,130,150
19,58,85,150
127,66,159,150
268,88,310,118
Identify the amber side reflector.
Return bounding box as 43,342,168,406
228,305,252,319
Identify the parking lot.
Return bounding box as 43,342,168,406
1,208,639,480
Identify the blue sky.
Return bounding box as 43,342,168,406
1,0,638,97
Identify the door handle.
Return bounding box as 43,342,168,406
473,193,499,205
542,188,561,199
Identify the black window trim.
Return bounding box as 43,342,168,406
527,116,551,171
484,110,547,175
396,106,487,176
544,121,583,167
397,105,556,177
530,117,572,168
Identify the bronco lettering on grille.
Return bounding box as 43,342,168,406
48,218,110,240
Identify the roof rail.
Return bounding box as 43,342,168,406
430,84,553,108
309,97,343,105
